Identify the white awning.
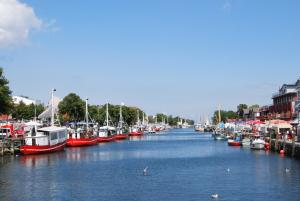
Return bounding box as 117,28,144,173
38,96,61,119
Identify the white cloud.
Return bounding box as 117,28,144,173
0,0,42,47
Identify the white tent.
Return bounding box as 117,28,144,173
38,96,61,119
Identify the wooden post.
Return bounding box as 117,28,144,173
275,133,279,152
292,132,295,157
283,132,286,153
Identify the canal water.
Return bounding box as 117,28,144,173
1,129,300,201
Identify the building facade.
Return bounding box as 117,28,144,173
269,78,300,120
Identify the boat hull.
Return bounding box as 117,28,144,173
66,138,98,147
228,140,242,146
114,134,128,140
251,143,265,150
214,135,226,140
20,141,66,155
97,136,115,143
129,132,143,136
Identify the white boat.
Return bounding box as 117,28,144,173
251,138,265,150
194,123,205,132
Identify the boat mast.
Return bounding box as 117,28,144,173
51,88,56,126
106,103,109,127
119,103,123,129
218,104,221,124
142,112,145,125
34,104,37,122
85,98,89,129
137,110,140,126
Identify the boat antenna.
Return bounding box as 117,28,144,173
119,103,124,129
34,103,37,122
51,88,56,126
218,104,221,124
106,102,109,127
86,98,89,129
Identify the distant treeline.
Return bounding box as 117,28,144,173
58,93,194,126
0,67,194,126
212,104,260,124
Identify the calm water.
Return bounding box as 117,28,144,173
1,129,300,201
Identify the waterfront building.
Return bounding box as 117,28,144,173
257,105,271,121
243,107,260,120
269,77,300,120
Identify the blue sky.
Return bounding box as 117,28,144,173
1,0,300,120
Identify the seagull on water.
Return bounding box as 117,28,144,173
227,168,230,172
285,168,290,173
143,166,148,176
211,194,219,199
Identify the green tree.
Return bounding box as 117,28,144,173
58,93,85,122
156,113,167,123
212,110,239,124
12,102,45,120
0,67,13,114
237,104,248,118
11,101,27,120
168,116,179,126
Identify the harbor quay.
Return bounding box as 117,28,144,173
1,1,300,200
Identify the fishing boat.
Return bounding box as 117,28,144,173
114,103,128,140
129,127,144,136
66,98,98,147
213,105,226,140
67,136,98,147
98,103,116,142
20,89,67,155
129,110,144,136
228,138,242,146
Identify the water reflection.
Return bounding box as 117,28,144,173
19,153,64,168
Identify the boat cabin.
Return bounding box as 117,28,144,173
0,124,14,140
99,126,116,137
25,126,67,146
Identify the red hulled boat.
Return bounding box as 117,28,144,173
98,135,115,143
20,126,67,155
128,131,143,136
20,141,66,155
114,134,128,140
228,139,242,146
66,137,98,147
